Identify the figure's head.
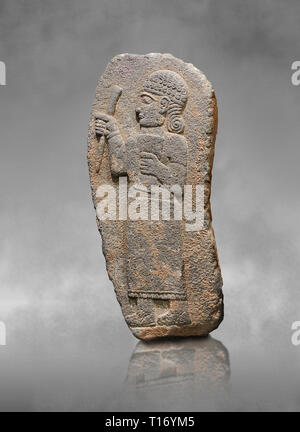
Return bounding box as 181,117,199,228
136,70,188,133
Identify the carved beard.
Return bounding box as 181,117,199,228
138,110,165,128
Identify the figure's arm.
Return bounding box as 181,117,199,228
140,154,185,185
95,113,126,176
140,136,187,186
164,162,187,186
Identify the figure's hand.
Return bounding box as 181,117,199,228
94,112,118,137
140,152,161,177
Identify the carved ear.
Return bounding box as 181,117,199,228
159,96,169,114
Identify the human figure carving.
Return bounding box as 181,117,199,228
95,70,191,327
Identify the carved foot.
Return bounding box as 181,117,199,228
126,311,156,327
157,308,191,326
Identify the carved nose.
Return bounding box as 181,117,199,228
136,107,142,121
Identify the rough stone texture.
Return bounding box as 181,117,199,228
87,53,223,340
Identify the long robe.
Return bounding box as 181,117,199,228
125,132,188,300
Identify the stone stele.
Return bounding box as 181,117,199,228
87,53,223,340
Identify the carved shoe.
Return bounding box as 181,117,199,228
157,309,191,326
126,311,156,327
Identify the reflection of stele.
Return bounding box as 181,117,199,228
124,337,230,410
95,70,191,328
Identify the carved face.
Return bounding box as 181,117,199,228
135,92,168,127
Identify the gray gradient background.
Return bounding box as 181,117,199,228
0,0,300,411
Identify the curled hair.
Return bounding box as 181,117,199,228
166,104,185,134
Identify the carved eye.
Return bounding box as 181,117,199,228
142,95,153,104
